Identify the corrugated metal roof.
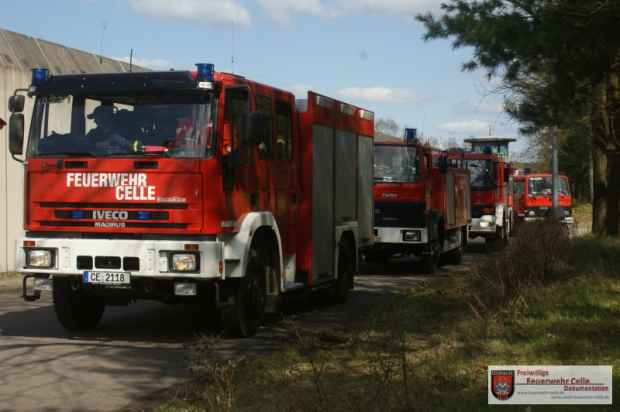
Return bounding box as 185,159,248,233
0,27,147,74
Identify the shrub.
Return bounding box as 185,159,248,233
468,219,570,315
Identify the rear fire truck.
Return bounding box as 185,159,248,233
450,138,515,246
6,65,375,337
513,172,574,224
369,129,470,273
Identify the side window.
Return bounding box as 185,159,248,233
275,100,292,160
515,181,525,196
255,94,273,158
224,88,249,152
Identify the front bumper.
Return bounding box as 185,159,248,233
469,217,497,235
524,216,574,225
374,227,428,245
16,237,223,279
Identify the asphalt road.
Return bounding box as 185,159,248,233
0,243,488,412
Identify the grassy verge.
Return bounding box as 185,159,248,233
158,225,620,412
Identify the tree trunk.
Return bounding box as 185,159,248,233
591,77,609,235
607,152,620,236
592,142,608,234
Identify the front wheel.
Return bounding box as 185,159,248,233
53,278,105,331
422,241,441,274
222,253,268,338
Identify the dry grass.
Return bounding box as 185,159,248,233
157,226,620,412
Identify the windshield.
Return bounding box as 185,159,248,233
465,159,495,188
528,176,570,196
374,145,418,183
28,93,216,158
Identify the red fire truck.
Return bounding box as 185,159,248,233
513,172,574,224
450,138,515,246
6,65,375,337
369,129,471,273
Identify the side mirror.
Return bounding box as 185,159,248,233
438,156,448,174
246,112,270,146
504,165,512,183
9,114,25,155
9,95,25,113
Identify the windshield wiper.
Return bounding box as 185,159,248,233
36,152,97,157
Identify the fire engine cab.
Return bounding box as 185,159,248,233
6,65,375,337
451,138,515,246
369,129,470,273
513,172,574,224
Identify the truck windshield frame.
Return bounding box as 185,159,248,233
374,145,418,183
465,159,496,189
27,91,217,159
528,176,570,197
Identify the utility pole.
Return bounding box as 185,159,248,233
551,127,560,218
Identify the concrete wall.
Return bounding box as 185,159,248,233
0,27,145,273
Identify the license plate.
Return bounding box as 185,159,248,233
83,271,131,285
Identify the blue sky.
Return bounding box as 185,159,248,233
0,0,522,149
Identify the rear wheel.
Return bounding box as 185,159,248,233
53,277,105,331
222,251,268,338
332,243,354,304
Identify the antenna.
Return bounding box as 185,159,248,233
231,18,236,74
129,49,134,73
99,20,108,64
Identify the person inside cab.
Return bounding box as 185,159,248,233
86,105,115,142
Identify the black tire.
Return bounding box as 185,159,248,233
222,253,267,338
53,277,105,331
444,232,464,266
332,243,354,304
422,241,441,274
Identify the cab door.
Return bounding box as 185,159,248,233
222,86,252,214
272,98,297,263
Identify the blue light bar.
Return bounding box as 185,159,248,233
404,128,418,144
195,63,214,82
31,68,50,86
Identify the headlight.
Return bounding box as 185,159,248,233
402,230,421,242
481,215,496,223
528,210,536,217
26,249,55,268
171,253,198,272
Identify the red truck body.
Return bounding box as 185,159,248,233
513,173,573,223
8,66,375,336
447,138,516,245
449,150,514,243
369,131,470,272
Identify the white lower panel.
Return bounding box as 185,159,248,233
470,218,497,234
16,238,222,278
374,227,428,244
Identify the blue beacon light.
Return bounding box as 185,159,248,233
404,128,418,144
31,68,50,86
195,63,214,82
